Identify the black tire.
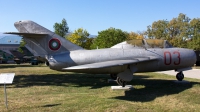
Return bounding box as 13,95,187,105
116,77,126,87
176,72,184,81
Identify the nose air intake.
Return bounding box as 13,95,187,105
193,50,197,64
188,49,197,66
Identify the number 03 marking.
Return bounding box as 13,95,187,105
173,51,181,65
164,51,181,65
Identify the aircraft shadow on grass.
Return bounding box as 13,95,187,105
12,73,113,89
10,73,200,102
41,103,61,108
112,75,200,102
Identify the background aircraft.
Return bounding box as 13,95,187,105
10,47,42,65
5,20,197,87
0,50,13,63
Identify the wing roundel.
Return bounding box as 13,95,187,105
48,38,61,51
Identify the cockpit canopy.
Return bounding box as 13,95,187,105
111,39,173,49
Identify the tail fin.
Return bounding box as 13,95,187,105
6,20,83,57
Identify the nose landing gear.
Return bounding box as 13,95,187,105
176,71,184,81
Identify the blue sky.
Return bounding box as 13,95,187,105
0,0,200,35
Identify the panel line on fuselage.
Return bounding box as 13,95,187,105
146,49,164,58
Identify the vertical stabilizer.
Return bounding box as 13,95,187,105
13,20,83,56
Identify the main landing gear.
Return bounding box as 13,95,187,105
110,69,133,87
176,71,184,81
116,77,127,87
110,74,127,87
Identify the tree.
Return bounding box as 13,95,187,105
18,39,26,53
66,28,90,48
146,20,168,39
127,31,144,40
83,38,94,50
187,18,200,50
90,27,128,49
53,18,69,37
145,13,191,48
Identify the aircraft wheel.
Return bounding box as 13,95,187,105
117,77,126,87
110,74,117,80
176,71,184,81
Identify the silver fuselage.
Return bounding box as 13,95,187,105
49,48,196,74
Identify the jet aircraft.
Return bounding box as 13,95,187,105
5,20,197,87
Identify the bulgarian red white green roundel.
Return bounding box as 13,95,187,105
48,38,61,51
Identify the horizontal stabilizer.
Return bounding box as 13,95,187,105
62,57,158,70
4,32,48,37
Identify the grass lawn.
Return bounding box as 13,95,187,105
0,64,200,112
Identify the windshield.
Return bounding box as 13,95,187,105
126,39,173,48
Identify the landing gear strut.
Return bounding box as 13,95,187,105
176,71,184,81
110,74,117,80
116,77,127,87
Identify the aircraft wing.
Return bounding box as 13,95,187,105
62,56,158,70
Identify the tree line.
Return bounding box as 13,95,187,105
55,13,200,50
54,19,143,49
145,13,200,50
19,13,200,51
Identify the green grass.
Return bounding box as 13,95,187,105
0,64,200,112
